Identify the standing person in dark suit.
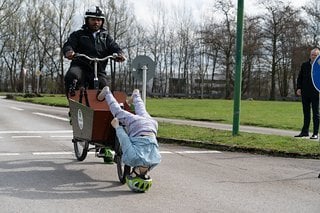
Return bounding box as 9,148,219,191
295,48,320,139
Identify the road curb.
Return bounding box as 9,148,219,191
158,137,320,159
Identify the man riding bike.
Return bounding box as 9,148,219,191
63,6,125,162
63,6,125,97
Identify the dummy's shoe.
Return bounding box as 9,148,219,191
97,86,110,101
127,89,140,105
294,133,309,138
132,89,140,95
310,134,318,139
127,89,139,105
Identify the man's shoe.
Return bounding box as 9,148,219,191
96,148,105,157
103,148,114,164
96,148,114,164
310,134,318,139
294,133,309,138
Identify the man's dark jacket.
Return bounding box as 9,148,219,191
63,25,123,73
297,60,319,98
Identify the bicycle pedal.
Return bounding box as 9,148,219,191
96,152,105,158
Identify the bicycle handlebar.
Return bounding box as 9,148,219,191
72,53,121,90
74,53,118,61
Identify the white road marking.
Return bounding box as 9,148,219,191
32,112,69,121
10,106,24,111
33,151,74,155
175,150,221,154
12,136,42,138
160,150,221,154
159,151,173,154
32,151,95,155
0,153,20,156
50,135,72,138
0,130,72,134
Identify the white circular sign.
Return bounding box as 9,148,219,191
36,70,41,77
77,109,83,130
131,55,155,81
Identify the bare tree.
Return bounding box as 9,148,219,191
303,0,320,47
242,15,264,98
0,0,23,91
43,0,75,93
261,1,291,99
146,0,167,95
100,0,135,91
212,0,236,99
278,7,305,97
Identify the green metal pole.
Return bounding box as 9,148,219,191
232,0,244,136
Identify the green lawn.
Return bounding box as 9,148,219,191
14,95,303,130
146,98,302,130
159,123,320,156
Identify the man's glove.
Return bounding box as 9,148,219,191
65,50,75,60
115,53,126,62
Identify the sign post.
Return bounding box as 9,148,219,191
36,70,41,94
142,65,147,104
22,68,27,94
232,0,245,136
131,56,155,105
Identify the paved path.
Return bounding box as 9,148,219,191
155,117,298,137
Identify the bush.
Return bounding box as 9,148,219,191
23,93,43,98
6,94,15,99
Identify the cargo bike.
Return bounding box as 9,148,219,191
67,53,131,184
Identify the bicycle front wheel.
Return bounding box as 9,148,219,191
73,138,89,161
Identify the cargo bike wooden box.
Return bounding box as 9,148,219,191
68,89,131,184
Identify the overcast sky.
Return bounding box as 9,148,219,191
128,0,309,24
76,0,309,27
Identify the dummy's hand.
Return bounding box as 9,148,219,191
126,96,133,105
115,53,126,62
65,50,75,60
111,118,119,129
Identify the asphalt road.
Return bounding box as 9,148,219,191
0,97,319,213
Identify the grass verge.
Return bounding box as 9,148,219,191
158,123,320,159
